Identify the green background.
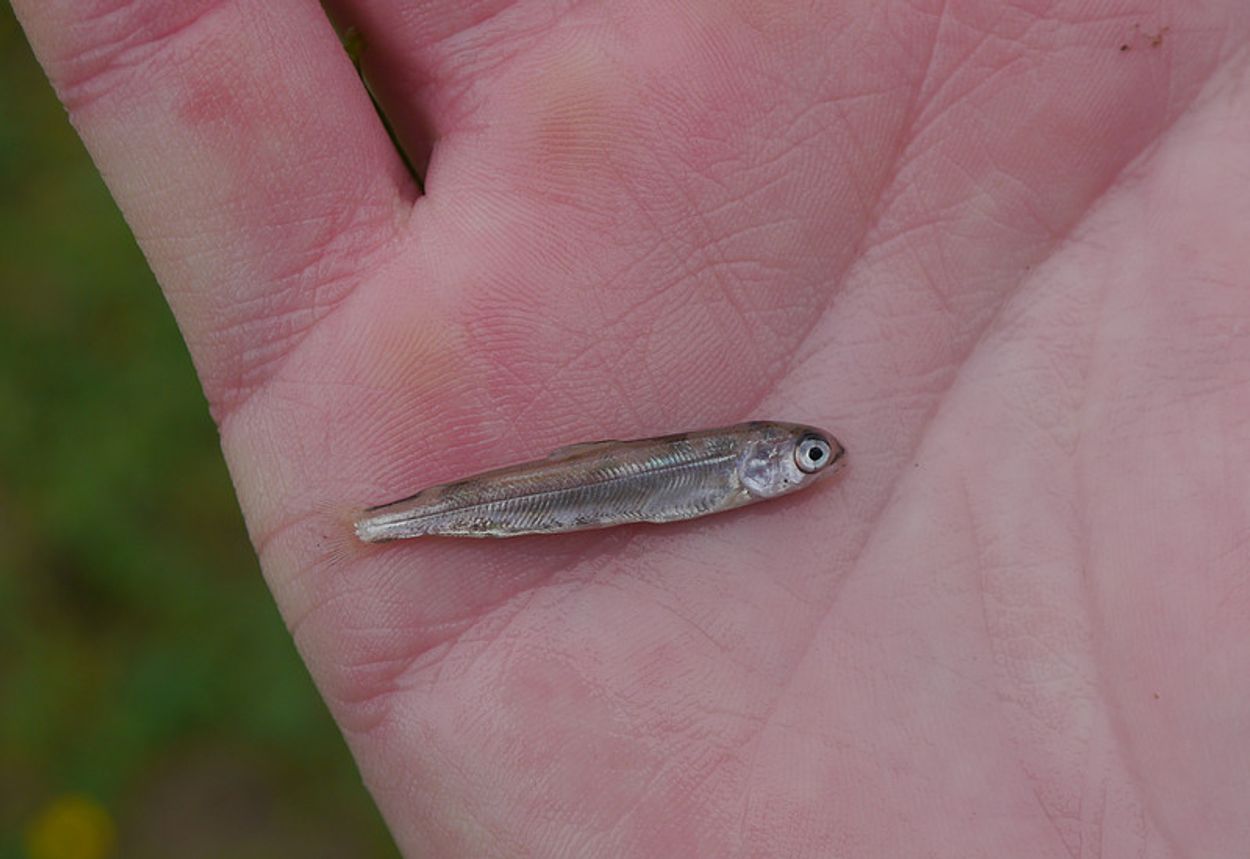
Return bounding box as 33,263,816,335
0,8,398,857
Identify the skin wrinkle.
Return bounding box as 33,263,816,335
823,99,888,219
300,536,631,734
420,589,544,697
589,757,698,851
968,313,1099,850
1082,768,1109,859
444,0,524,38
209,196,413,424
585,124,888,433
465,227,773,435
895,7,1000,150
1078,469,1174,852
659,158,806,341
1069,200,1184,859
787,61,1169,383
727,620,817,853
604,579,766,680
964,469,1081,855
1031,782,1080,859
649,749,743,846
53,0,235,111
327,598,542,739
831,16,953,290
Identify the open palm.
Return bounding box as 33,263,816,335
17,0,1250,855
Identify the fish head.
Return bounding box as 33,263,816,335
738,422,846,499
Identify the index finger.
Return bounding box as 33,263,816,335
12,0,417,417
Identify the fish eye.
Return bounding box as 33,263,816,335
795,436,833,474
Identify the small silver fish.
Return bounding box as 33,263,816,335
354,421,845,541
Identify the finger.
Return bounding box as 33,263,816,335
319,0,575,150
11,0,417,417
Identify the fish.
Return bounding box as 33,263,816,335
354,421,845,542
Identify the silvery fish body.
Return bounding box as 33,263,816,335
354,421,845,541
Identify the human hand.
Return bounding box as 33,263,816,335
14,0,1250,854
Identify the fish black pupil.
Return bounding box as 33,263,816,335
810,448,823,461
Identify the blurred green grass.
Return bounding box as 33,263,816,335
0,9,397,858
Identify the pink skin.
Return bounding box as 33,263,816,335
14,0,1250,855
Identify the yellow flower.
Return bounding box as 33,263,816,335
24,794,115,859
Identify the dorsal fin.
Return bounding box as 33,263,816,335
545,439,620,461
